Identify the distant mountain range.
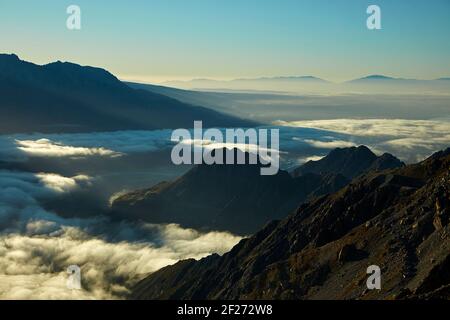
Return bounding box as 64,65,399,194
0,54,255,133
161,76,332,93
348,74,450,84
163,75,328,88
351,74,450,82
156,74,450,94
112,146,403,234
131,148,450,300
342,75,450,95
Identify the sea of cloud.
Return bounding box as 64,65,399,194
276,118,450,163
0,118,448,165
0,169,241,299
0,118,448,299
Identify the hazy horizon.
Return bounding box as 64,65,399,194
2,0,450,83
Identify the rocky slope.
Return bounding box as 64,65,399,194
292,145,404,179
112,146,403,235
112,148,350,235
131,148,450,300
0,53,254,133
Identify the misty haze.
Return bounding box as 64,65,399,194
0,0,449,306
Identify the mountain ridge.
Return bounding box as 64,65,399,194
130,148,450,300
112,146,404,234
292,145,405,179
0,53,256,133
111,148,350,234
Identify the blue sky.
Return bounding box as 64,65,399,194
1,0,449,82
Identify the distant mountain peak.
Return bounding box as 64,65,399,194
237,75,327,82
0,53,20,60
164,75,329,86
131,149,450,300
0,53,121,87
332,144,373,154
111,147,351,234
292,145,404,179
357,74,397,81
43,60,122,85
0,53,254,133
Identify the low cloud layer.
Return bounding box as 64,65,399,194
1,118,448,165
279,118,450,138
277,118,450,163
301,139,356,149
0,169,241,299
0,130,174,162
0,118,448,299
0,223,241,299
16,139,122,158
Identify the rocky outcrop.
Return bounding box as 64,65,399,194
112,148,350,235
131,148,450,300
292,145,404,179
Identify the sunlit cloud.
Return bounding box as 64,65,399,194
296,155,325,165
35,173,91,193
0,169,241,300
276,119,450,138
301,139,356,149
276,119,450,163
0,130,175,162
16,139,122,158
0,224,241,299
177,138,281,156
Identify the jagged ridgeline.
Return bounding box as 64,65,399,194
0,54,256,134
112,146,404,235
130,148,450,300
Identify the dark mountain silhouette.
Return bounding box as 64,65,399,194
350,75,399,82
163,75,328,87
157,73,450,95
292,145,404,179
352,75,450,83
234,76,328,82
161,75,333,93
131,148,450,300
0,53,255,133
111,148,350,235
347,75,435,83
343,75,450,95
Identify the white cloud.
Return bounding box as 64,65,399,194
177,138,282,162
302,139,356,149
1,119,447,165
0,170,93,231
35,173,91,193
276,119,450,163
0,130,176,162
276,119,450,139
0,169,241,300
16,139,122,158
0,224,241,299
297,155,324,165
0,118,448,299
